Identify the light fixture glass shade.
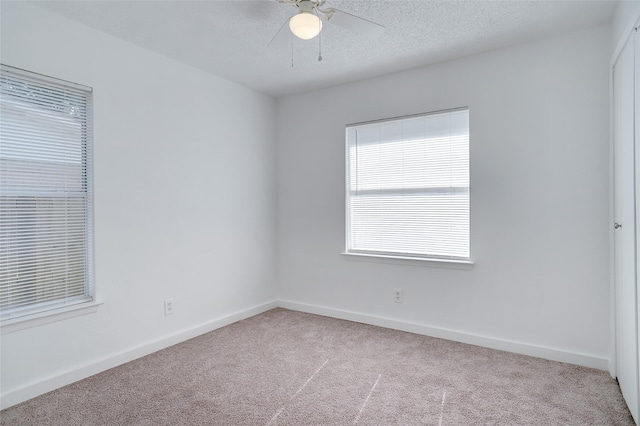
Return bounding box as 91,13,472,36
289,12,322,40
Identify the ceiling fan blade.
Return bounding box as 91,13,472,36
329,9,385,38
268,18,292,49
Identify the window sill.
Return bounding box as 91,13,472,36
341,252,474,270
1,300,103,335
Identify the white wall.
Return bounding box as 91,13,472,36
276,25,612,368
0,2,277,408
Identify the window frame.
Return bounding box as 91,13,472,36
0,64,97,329
344,107,472,265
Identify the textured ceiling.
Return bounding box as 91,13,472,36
32,0,617,98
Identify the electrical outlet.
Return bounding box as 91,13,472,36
164,299,174,316
394,288,403,303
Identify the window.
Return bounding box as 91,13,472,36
0,65,94,321
345,108,469,261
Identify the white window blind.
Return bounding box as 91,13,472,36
346,108,469,261
0,65,94,320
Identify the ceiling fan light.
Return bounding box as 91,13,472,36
289,12,322,40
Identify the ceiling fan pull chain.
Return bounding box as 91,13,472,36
291,30,295,68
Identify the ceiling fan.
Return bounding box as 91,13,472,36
269,0,386,49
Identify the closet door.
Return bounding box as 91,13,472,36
614,29,639,423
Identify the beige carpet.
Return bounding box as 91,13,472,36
1,308,634,425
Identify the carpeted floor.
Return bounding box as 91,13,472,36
1,308,634,425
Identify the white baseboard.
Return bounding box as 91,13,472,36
1,299,278,410
278,299,610,371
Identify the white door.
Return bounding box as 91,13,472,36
614,30,639,423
